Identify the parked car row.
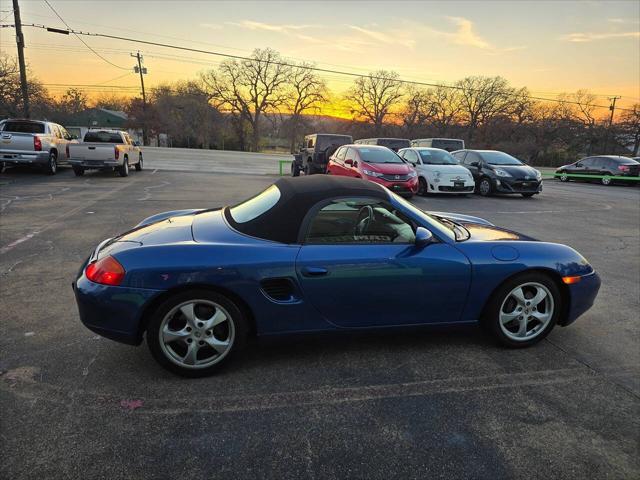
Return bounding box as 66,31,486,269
0,119,143,177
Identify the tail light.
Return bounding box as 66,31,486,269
34,136,42,151
114,147,120,160
85,256,126,286
618,165,630,172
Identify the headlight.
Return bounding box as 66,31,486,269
535,170,542,180
362,169,383,178
494,169,512,177
407,171,417,178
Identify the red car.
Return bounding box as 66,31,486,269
326,145,418,197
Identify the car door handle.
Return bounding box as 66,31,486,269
301,266,328,277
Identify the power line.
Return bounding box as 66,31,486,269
41,0,128,70
3,21,636,113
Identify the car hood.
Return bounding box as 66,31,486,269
487,164,539,180
419,164,470,175
429,211,536,241
362,162,413,174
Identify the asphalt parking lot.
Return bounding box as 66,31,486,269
1,166,638,479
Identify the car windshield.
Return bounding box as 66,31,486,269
431,140,464,151
1,121,45,134
390,193,462,241
481,151,523,166
418,150,458,165
229,185,281,223
84,131,124,143
358,148,404,164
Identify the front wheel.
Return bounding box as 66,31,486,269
135,155,143,171
417,177,428,196
146,290,248,377
478,177,493,196
44,151,57,175
118,157,129,177
558,171,569,182
483,273,561,348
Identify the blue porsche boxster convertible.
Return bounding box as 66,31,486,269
73,176,600,376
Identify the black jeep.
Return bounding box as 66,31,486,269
292,133,353,176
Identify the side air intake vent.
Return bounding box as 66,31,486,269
260,278,296,302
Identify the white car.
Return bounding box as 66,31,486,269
398,147,475,196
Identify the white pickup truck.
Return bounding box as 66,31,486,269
0,119,78,175
68,129,143,177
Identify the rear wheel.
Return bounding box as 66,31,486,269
135,154,143,171
304,162,313,176
478,177,493,196
44,151,57,175
600,175,611,186
291,161,300,177
483,272,561,348
146,290,248,377
118,157,129,177
417,177,428,196
72,166,85,176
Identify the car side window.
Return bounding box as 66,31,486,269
336,147,347,161
51,125,62,138
404,150,419,165
307,137,315,148
452,151,467,162
580,158,594,168
305,199,416,245
345,148,356,162
464,152,481,166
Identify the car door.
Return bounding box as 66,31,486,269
343,147,359,178
295,197,471,327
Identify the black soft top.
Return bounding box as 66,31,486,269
225,175,389,244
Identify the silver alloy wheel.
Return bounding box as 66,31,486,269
49,153,57,173
480,179,491,195
499,282,554,341
159,299,235,369
560,172,568,182
601,176,611,185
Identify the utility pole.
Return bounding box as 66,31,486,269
12,0,29,118
604,96,621,153
131,51,148,145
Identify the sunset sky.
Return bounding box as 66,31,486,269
1,0,639,116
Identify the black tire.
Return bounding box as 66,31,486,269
417,177,428,196
119,157,129,177
0,162,6,174
478,177,493,196
304,162,313,176
135,155,143,171
44,151,57,175
146,289,249,377
558,171,569,182
521,193,535,198
600,174,612,186
72,166,85,176
482,272,562,348
291,161,300,177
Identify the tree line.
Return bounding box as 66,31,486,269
1,50,639,165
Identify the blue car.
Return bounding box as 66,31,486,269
73,176,600,377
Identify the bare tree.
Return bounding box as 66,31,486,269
619,104,640,155
424,85,463,135
59,88,88,115
346,70,403,134
201,48,290,151
286,62,327,152
456,76,514,141
401,86,432,136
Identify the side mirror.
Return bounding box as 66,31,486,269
575,162,582,167
415,227,433,248
345,159,353,166
470,161,480,167
353,160,358,168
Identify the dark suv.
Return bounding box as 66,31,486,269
452,149,543,197
556,155,640,185
292,134,353,176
